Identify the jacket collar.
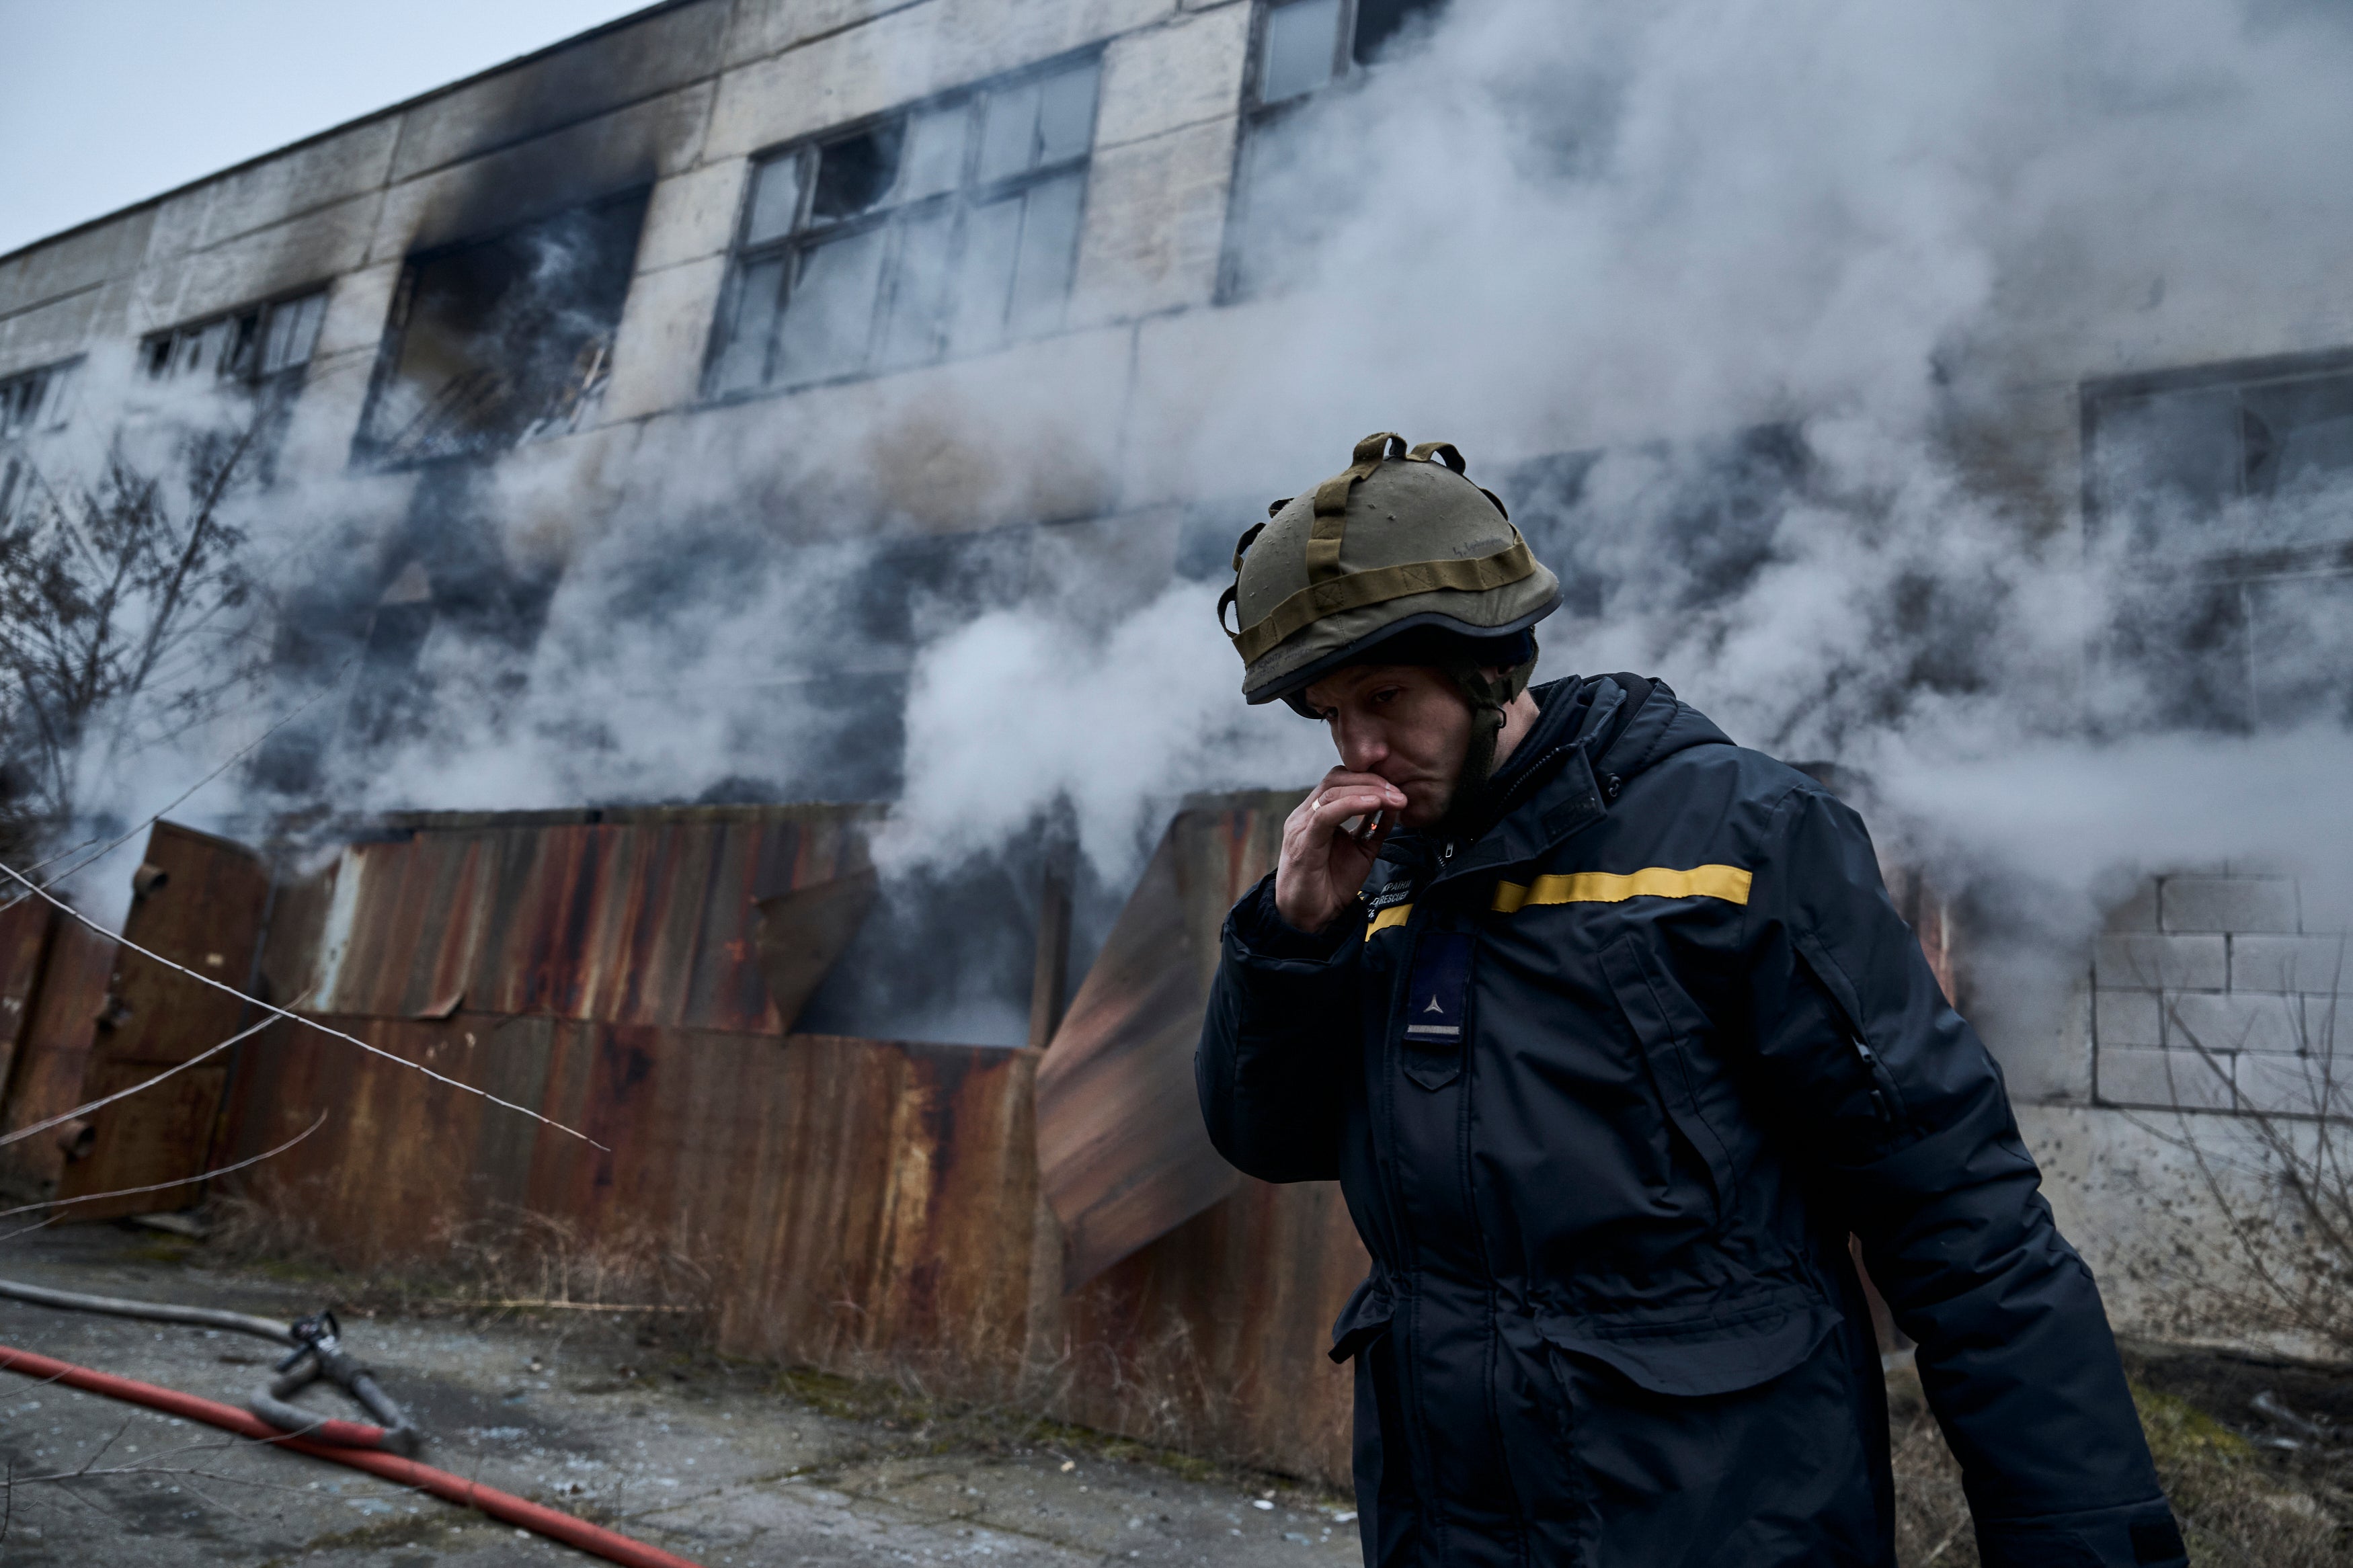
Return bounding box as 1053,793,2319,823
1379,673,1731,896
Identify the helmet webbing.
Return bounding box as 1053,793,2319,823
1218,432,1536,663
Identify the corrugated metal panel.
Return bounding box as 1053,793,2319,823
0,917,113,1197
1055,1175,1368,1482
1036,790,1301,1286
256,850,339,1010
191,786,1979,1490
0,896,56,1110
272,804,875,1032
754,869,878,1034
57,822,272,1218
218,1017,1040,1377
218,1012,557,1253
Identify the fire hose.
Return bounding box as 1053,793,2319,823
0,1277,417,1450
0,1278,705,1568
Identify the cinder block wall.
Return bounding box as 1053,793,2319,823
2092,872,2345,1116
2022,870,2351,1342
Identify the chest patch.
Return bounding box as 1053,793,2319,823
1400,930,1474,1090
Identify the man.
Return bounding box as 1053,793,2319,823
1196,434,2182,1567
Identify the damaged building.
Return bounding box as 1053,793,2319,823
0,0,2349,1483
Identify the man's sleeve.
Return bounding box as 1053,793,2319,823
1195,873,1360,1184
1742,784,2184,1568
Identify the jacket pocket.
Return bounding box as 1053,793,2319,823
1334,1280,1419,1562
1535,1294,1866,1560
1536,1292,1841,1397
1600,934,1735,1216
1792,932,1911,1133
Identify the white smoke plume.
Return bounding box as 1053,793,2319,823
17,0,2353,1048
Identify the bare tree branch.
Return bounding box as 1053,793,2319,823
0,860,608,1149
0,420,268,860
0,1112,328,1223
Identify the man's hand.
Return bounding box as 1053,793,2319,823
1275,768,1408,933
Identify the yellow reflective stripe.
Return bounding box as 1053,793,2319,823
1365,903,1414,938
1490,865,1752,913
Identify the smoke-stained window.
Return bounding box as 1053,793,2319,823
356,192,648,466
2086,354,2353,537
0,360,79,527
709,52,1103,395
0,359,77,440
142,291,327,386
1222,0,1446,301
2084,350,2353,729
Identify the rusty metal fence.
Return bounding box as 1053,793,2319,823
0,787,1960,1486
0,798,1365,1484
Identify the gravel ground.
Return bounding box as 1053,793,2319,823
0,1226,1357,1567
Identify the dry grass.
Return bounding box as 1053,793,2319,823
755,1358,1306,1497
199,1196,2346,1556
205,1195,717,1353
742,1311,1319,1496
1887,1358,2351,1567
2136,1385,2344,1565
1888,1366,1977,1566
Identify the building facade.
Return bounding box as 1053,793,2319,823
1,0,2348,1335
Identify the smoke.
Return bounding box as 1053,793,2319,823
878,0,2353,1051
17,0,2353,1049
884,583,1328,878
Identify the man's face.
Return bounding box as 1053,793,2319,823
1299,663,1472,829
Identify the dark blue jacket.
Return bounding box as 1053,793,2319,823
1197,675,2180,1568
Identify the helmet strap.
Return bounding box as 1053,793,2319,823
1432,655,1539,843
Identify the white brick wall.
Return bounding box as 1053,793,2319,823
2234,1050,2353,1118
2159,875,2299,934
2231,933,2351,993
2093,931,2225,991
2167,991,2304,1055
2092,872,2344,1115
2096,1046,2234,1113
2091,988,2160,1048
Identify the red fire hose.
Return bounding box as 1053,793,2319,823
0,1342,706,1568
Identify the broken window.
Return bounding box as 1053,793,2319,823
0,361,78,526
356,192,648,465
141,291,327,386
0,359,79,440
709,52,1102,395
1222,0,1447,300
2085,353,2353,541
2083,350,2353,730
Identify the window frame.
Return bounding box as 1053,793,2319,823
2079,345,2353,737
1246,0,1353,110
352,188,651,470
139,286,331,390
0,358,81,526
1220,0,1439,304
2080,343,2353,544
703,45,1107,401
0,357,80,442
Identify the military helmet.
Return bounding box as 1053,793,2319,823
1219,431,1561,714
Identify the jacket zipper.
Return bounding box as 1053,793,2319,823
1794,944,1906,1131
1849,1034,1895,1127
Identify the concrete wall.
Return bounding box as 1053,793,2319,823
2011,870,2348,1345
5,0,2345,545
0,0,1252,518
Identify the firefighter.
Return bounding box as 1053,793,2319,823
1196,434,2182,1567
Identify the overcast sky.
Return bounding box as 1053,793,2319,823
0,0,653,257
